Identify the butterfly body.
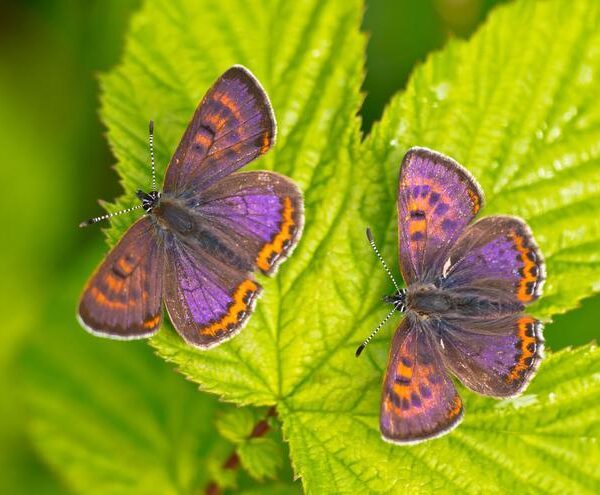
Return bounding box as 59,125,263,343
79,66,303,349
399,280,525,320
375,147,545,445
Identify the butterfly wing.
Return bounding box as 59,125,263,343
163,66,276,194
163,234,262,349
436,315,544,397
441,215,545,306
192,171,303,276
432,215,545,396
398,147,483,284
78,217,164,339
381,316,463,444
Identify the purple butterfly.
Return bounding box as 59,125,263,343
78,66,304,349
357,147,545,444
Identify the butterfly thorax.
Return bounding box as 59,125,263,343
147,193,253,273
149,194,195,235
405,283,452,318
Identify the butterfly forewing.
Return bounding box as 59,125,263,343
381,317,464,445
163,66,276,194
78,218,164,339
398,147,484,284
441,215,546,305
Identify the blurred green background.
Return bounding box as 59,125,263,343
1,0,597,492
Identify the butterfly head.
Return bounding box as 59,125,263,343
136,189,161,213
383,288,407,313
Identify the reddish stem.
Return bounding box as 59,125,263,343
203,407,277,495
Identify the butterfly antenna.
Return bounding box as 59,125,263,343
366,227,401,293
355,302,401,357
149,120,157,192
79,204,144,228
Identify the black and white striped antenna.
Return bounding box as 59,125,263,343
149,120,157,192
355,301,402,357
79,120,157,228
355,228,405,357
79,204,144,228
366,228,402,293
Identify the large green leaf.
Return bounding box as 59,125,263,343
283,1,600,492
86,0,600,492
23,247,299,494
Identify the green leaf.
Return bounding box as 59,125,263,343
22,247,297,494
238,437,284,481
216,407,261,444
22,247,230,494
96,0,600,493
285,344,600,493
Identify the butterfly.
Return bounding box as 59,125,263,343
78,66,304,349
356,147,545,444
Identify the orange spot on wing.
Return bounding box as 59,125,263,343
199,280,259,337
448,395,462,418
392,362,413,399
116,257,135,275
194,132,212,147
104,273,125,292
216,93,242,120
205,113,226,130
90,287,128,310
401,179,443,241
467,188,481,214
509,232,541,303
507,316,538,383
256,197,297,272
260,132,271,154
408,219,426,243
143,314,161,330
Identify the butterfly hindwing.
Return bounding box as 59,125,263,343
398,147,483,284
163,234,262,349
163,66,276,194
438,315,544,397
381,317,464,444
78,218,164,339
441,215,546,305
194,171,304,276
